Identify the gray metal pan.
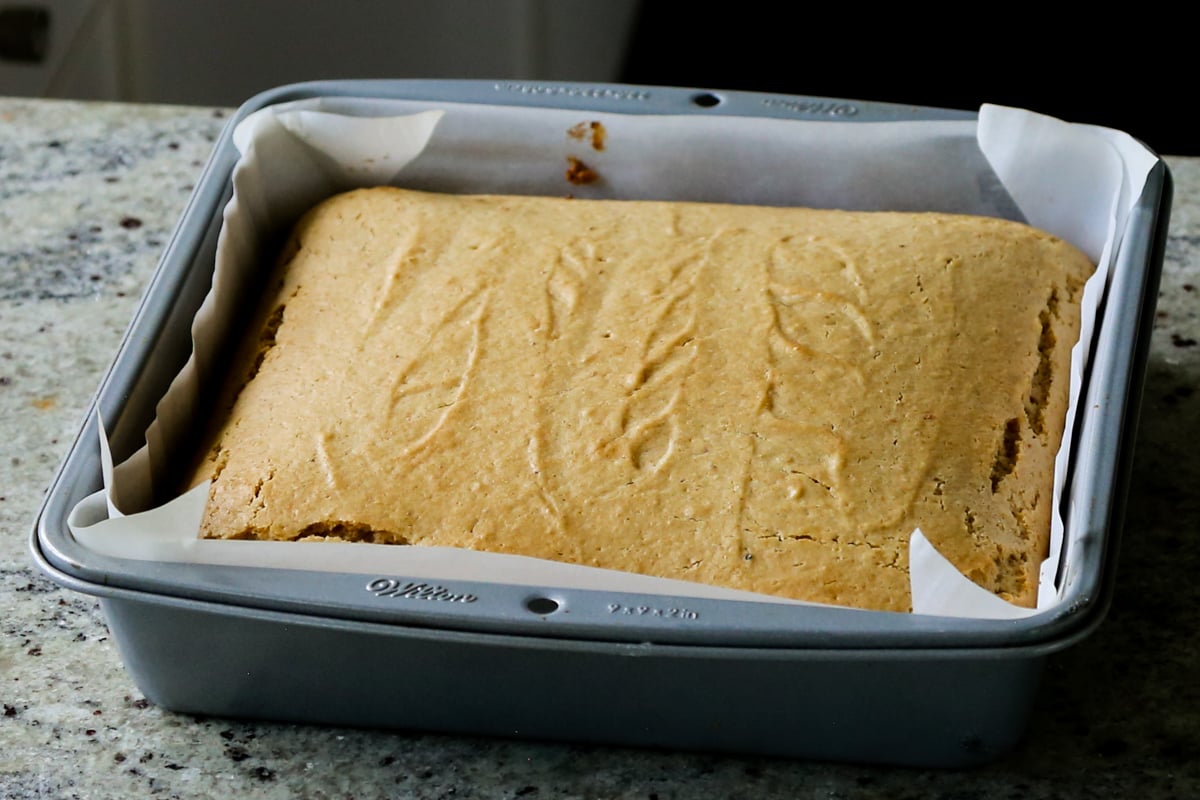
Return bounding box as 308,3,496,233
30,80,1173,766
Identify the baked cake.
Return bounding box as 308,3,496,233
188,186,1094,611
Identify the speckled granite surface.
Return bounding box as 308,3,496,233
2,97,1198,799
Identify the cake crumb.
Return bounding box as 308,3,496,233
567,121,607,150
565,156,599,185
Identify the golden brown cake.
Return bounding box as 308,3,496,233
189,186,1094,612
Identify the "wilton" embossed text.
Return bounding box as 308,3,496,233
367,578,478,603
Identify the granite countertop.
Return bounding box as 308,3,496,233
1,97,1197,799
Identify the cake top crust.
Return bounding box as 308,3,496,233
192,187,1094,612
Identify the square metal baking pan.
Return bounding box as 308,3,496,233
31,80,1172,767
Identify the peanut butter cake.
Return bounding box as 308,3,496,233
189,186,1094,612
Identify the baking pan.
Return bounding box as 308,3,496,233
30,80,1172,767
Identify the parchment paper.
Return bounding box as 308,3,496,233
68,97,1158,618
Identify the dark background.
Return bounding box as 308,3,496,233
619,7,1194,156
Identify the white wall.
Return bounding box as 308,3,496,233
0,0,121,99
0,0,639,105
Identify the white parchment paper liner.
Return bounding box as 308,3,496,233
68,97,1158,618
